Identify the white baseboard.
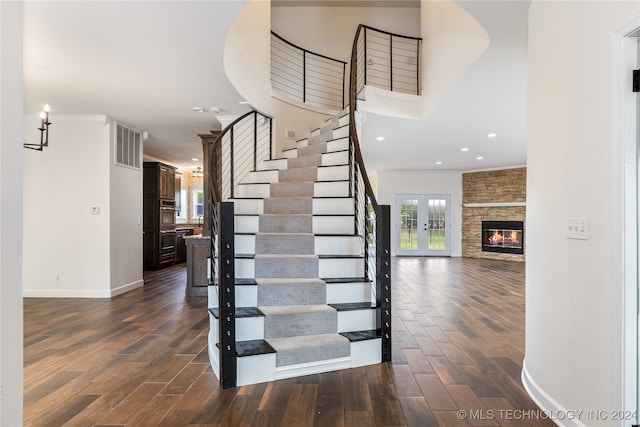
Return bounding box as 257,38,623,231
23,279,144,298
110,279,144,297
275,356,351,380
23,288,112,298
521,358,579,427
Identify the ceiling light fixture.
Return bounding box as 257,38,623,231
476,156,484,160
435,161,442,165
192,166,203,178
376,136,385,141
487,132,497,138
24,104,51,151
461,147,469,152
192,158,199,161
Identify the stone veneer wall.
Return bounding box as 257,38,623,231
462,167,526,262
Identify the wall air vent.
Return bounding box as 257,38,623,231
286,128,296,140
115,123,141,169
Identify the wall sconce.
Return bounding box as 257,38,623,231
24,104,51,151
192,166,203,178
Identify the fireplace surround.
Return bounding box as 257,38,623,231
482,220,524,255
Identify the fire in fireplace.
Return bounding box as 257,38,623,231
482,221,524,255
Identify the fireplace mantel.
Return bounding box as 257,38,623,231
463,202,526,208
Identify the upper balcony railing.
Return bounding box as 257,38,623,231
270,31,347,111
355,25,422,97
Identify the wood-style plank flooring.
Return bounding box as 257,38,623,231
24,257,554,426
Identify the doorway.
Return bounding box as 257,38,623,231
396,194,451,256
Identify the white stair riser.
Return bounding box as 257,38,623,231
236,258,255,279
315,235,361,256
313,216,354,234
319,258,364,278
314,181,349,197
236,234,361,257
237,317,264,341
282,148,297,159
310,128,321,137
236,286,258,307
333,125,349,139
296,138,309,149
237,353,276,386
313,198,354,215
236,216,355,234
337,310,375,333
233,199,263,215
236,257,363,279
245,170,279,184
235,234,255,255
326,137,349,153
351,339,381,368
257,158,287,171
237,183,270,198
210,304,381,385
322,151,348,166
326,282,373,304
317,165,349,181
235,215,259,233
338,114,349,127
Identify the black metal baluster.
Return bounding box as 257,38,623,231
376,205,391,363
218,201,236,389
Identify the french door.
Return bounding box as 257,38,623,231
396,194,451,256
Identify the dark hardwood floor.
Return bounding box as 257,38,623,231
24,257,553,426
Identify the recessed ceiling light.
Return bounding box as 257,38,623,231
487,132,497,138
476,156,484,160
461,147,469,152
192,107,205,113
192,158,199,161
435,161,442,165
376,136,385,141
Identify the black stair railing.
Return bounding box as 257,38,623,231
271,31,347,111
208,110,273,389
348,23,421,363
355,25,422,97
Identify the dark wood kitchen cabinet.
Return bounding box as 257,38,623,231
143,162,177,270
175,228,193,264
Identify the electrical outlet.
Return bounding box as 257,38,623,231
90,206,100,215
567,218,589,240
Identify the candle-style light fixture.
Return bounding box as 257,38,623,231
192,166,203,178
24,104,51,151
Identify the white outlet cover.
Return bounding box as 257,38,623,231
567,217,589,240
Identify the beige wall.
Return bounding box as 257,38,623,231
525,0,637,421
461,167,525,261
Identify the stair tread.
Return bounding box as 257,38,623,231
260,304,336,315
340,330,380,342
255,254,318,259
236,339,276,357
329,302,376,311
209,306,264,319
255,278,325,285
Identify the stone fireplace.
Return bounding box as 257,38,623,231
462,168,526,261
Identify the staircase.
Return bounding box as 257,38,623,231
208,109,383,387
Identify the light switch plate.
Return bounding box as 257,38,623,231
567,218,589,240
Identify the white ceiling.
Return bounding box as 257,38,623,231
23,0,529,173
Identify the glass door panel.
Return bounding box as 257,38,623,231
396,194,451,256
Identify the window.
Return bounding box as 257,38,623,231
193,190,204,220
176,189,187,219
115,123,141,169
